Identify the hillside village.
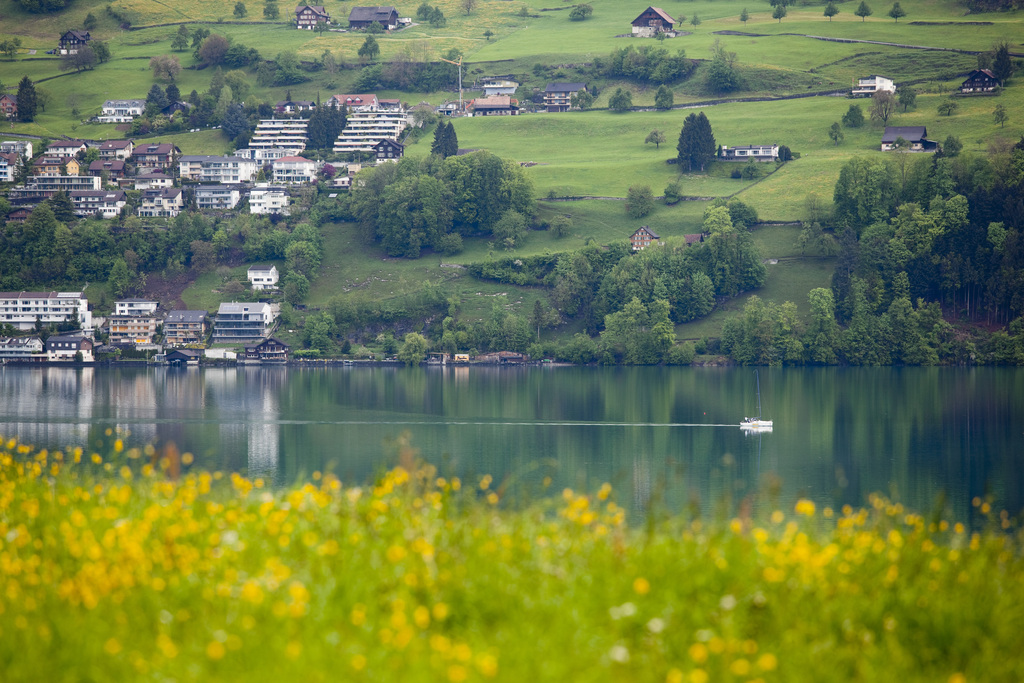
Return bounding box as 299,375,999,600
0,0,1023,365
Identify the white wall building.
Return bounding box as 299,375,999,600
272,156,319,184
212,302,276,343
0,140,33,158
249,119,309,150
0,291,92,331
114,300,159,316
98,100,146,123
247,265,280,290
195,185,242,210
852,75,896,97
69,190,128,218
249,184,290,215
482,79,519,97
234,147,305,162
179,155,258,183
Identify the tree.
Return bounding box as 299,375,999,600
704,40,741,94
0,38,22,60
569,3,592,21
842,104,864,128
888,1,906,22
829,122,844,146
870,90,896,124
61,46,96,72
897,86,916,112
146,83,169,115
83,12,97,30
608,88,632,112
92,40,111,63
937,99,959,116
994,104,1008,128
150,54,182,81
570,89,594,110
855,1,872,21
992,42,1013,84
234,2,247,18
942,135,962,156
772,4,787,22
16,75,37,122
398,332,428,365
221,102,248,140
314,20,328,36
645,130,667,149
264,1,280,19
461,0,477,14
172,26,190,51
108,258,132,299
690,14,701,28
358,35,380,62
824,2,839,20
306,103,346,149
429,8,447,27
805,288,839,364
655,85,674,110
626,185,654,218
677,111,716,172
198,34,230,65
493,209,527,249
483,29,493,40
740,8,749,24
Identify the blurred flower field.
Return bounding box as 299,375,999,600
1,433,1022,683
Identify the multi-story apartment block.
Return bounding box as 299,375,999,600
249,119,309,150
98,100,145,123
179,155,258,183
331,95,409,155
163,310,208,346
107,314,158,345
7,175,102,201
543,83,587,113
69,190,128,218
0,337,44,360
212,302,275,343
234,147,304,162
195,185,242,210
852,75,896,97
248,184,290,215
272,156,318,184
0,291,93,331
0,152,19,183
114,300,159,316
0,140,33,158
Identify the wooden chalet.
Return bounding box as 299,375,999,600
543,83,587,113
165,349,202,366
58,30,91,54
244,337,290,362
295,5,331,29
631,7,676,36
960,69,1001,94
348,6,399,30
373,138,404,163
470,96,519,116
630,226,661,251
881,126,937,152
0,94,16,119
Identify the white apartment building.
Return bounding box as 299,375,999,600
0,291,93,331
248,184,290,215
138,188,184,217
482,79,519,97
114,300,158,316
247,265,279,290
212,302,275,343
69,190,128,218
249,119,309,150
272,156,318,184
98,99,145,123
234,147,305,162
333,107,409,155
195,185,242,210
0,153,17,183
179,155,258,183
0,140,33,158
852,75,896,97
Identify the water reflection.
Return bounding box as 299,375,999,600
1,365,1021,520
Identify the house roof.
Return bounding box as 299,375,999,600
373,139,403,149
89,160,126,170
69,190,127,200
133,143,178,155
349,6,398,21
60,30,90,42
274,156,314,163
296,5,329,15
48,140,87,150
99,140,133,150
246,336,290,350
0,94,17,103
882,126,928,143
166,310,208,323
218,302,271,314
632,226,660,239
545,82,586,93
684,233,704,244
103,99,145,107
472,96,514,109
248,264,277,272
166,349,202,359
634,6,676,24
965,68,999,81
0,291,84,299
46,334,92,344
330,93,379,107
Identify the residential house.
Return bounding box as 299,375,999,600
275,99,316,114
719,144,779,162
436,101,461,117
348,6,399,30
244,337,290,362
249,184,290,215
250,119,309,150
6,208,29,223
684,233,706,246
165,348,202,365
98,99,145,123
212,302,275,343
138,188,184,217
481,79,519,97
272,155,318,183
0,94,16,119
631,7,677,36
131,143,180,173
178,155,258,183
296,5,331,29
58,30,91,54
161,101,192,117
0,337,44,360
544,83,587,113
470,96,519,116
630,226,661,251
881,126,936,152
46,335,94,361
88,159,127,180
0,140,33,158
107,313,158,346
47,140,88,157
852,75,896,97
69,190,127,218
163,310,208,346
373,139,404,163
32,156,80,176
0,291,92,331
0,152,20,183
97,140,134,160
114,299,158,316
195,185,242,210
248,265,279,290
960,69,1001,93
134,171,174,190
331,95,409,154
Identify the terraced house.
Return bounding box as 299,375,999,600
250,119,308,151
330,94,409,155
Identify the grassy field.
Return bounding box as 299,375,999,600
3,437,1023,682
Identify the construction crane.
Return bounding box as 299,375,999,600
439,54,464,114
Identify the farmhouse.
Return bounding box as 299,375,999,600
0,291,92,331
0,94,16,119
212,302,276,343
373,139,404,163
720,144,779,162
195,185,243,210
58,30,91,54
248,265,280,290
348,6,399,30
295,5,330,29
630,226,661,251
137,188,184,217
544,83,587,113
98,100,145,123
881,126,937,152
852,75,895,97
244,337,290,362
470,96,519,117
631,7,676,36
960,69,1001,93
46,335,94,361
163,310,208,346
69,190,127,218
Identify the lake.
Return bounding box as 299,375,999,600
2,365,1022,520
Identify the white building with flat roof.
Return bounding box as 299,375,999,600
98,99,145,123
0,291,92,331
114,299,158,316
249,184,290,215
250,119,308,150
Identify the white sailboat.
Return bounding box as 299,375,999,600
740,370,773,432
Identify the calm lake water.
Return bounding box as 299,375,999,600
2,365,1022,520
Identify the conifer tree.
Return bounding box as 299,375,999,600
16,75,37,122
443,121,459,157
431,121,449,157
677,112,716,172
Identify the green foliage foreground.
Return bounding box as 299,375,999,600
2,435,1023,682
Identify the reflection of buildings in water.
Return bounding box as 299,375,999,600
632,453,651,513
0,367,95,448
109,370,158,445
212,368,283,481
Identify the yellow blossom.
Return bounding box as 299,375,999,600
633,577,650,595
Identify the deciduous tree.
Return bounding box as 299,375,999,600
150,54,181,81
398,332,428,365
198,34,230,65
870,90,896,124
842,103,864,127
888,1,906,22
625,185,654,218
263,2,280,20
855,1,872,21
897,86,916,111
645,130,667,149
772,4,787,22
824,2,839,20
358,35,380,62
994,104,1008,128
569,3,592,20
609,88,632,112
829,122,844,146
655,85,674,110
233,2,247,18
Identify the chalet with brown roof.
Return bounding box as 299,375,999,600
58,30,91,54
348,6,399,30
296,5,331,29
98,140,135,160
131,143,180,173
470,96,519,116
89,159,126,179
0,94,16,119
632,7,676,36
960,69,1001,93
244,337,290,362
630,226,661,251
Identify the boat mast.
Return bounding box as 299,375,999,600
755,370,762,419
